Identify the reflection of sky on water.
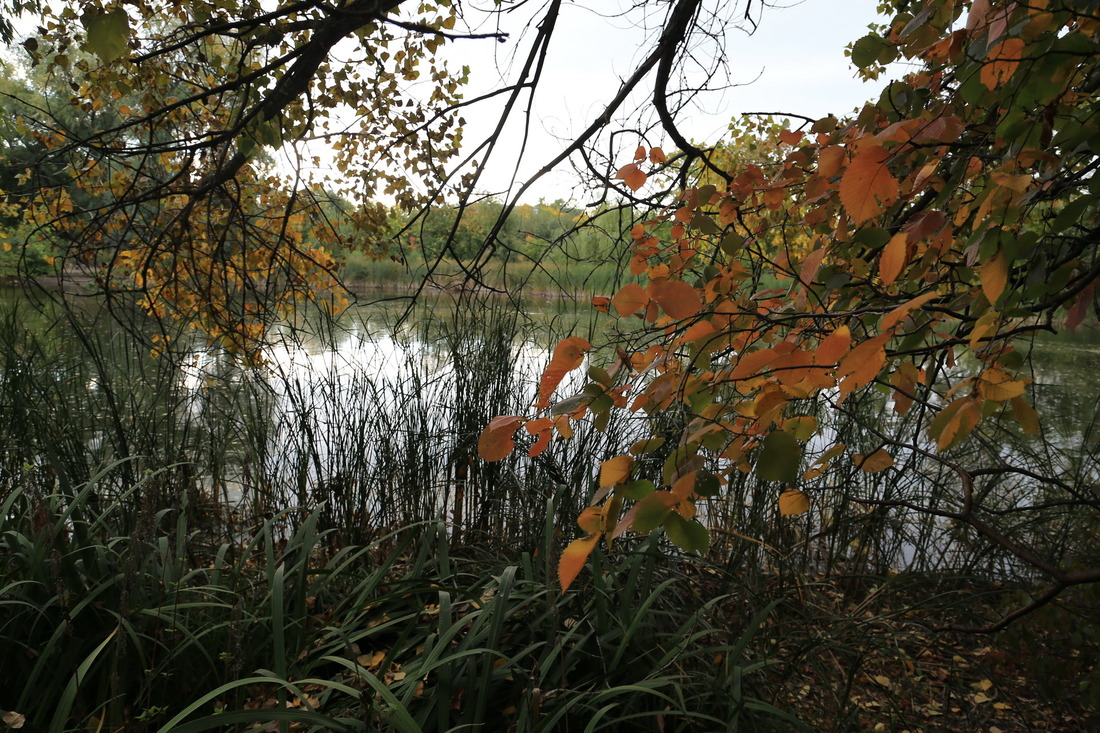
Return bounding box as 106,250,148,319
171,300,1100,577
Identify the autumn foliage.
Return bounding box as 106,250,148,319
481,0,1100,592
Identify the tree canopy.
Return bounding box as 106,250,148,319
2,0,1099,628
478,0,1100,627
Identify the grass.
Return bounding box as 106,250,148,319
0,467,797,732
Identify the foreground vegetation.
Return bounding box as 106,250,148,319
1,293,1097,731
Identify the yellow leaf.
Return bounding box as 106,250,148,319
879,232,907,286
558,534,600,591
577,506,604,534
779,488,810,516
978,369,1029,401
855,448,894,473
981,248,1008,304
599,454,634,487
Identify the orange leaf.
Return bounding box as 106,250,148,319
981,248,1008,305
591,296,610,313
558,534,600,591
648,279,702,319
881,291,939,332
633,145,646,161
649,147,668,163
599,454,634,487
930,398,981,450
836,333,889,398
730,347,780,380
612,282,649,317
839,145,898,225
981,38,1025,89
879,233,908,286
616,163,647,192
817,146,846,178
779,489,810,516
577,506,604,534
536,337,590,408
778,129,804,146
800,247,827,285
815,326,851,366
478,416,525,461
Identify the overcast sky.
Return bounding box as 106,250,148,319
409,0,898,204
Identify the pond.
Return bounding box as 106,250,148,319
1,284,1098,579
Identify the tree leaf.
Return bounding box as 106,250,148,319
82,9,129,62
558,534,600,591
612,282,648,317
630,491,677,533
981,248,1008,305
879,233,908,286
839,145,898,225
616,163,647,191
478,416,525,461
978,369,1029,401
981,38,1026,89
778,488,810,516
815,326,852,366
599,454,634,487
836,333,890,398
756,431,801,483
664,512,710,555
855,448,894,473
536,337,590,408
648,279,702,319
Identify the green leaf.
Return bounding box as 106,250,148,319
82,9,130,63
624,479,656,500
631,492,675,533
756,431,801,483
851,34,888,69
663,512,710,555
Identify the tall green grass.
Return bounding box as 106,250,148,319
0,463,797,732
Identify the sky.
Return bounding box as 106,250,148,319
395,0,900,205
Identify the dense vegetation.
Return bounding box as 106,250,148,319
1,0,1099,731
